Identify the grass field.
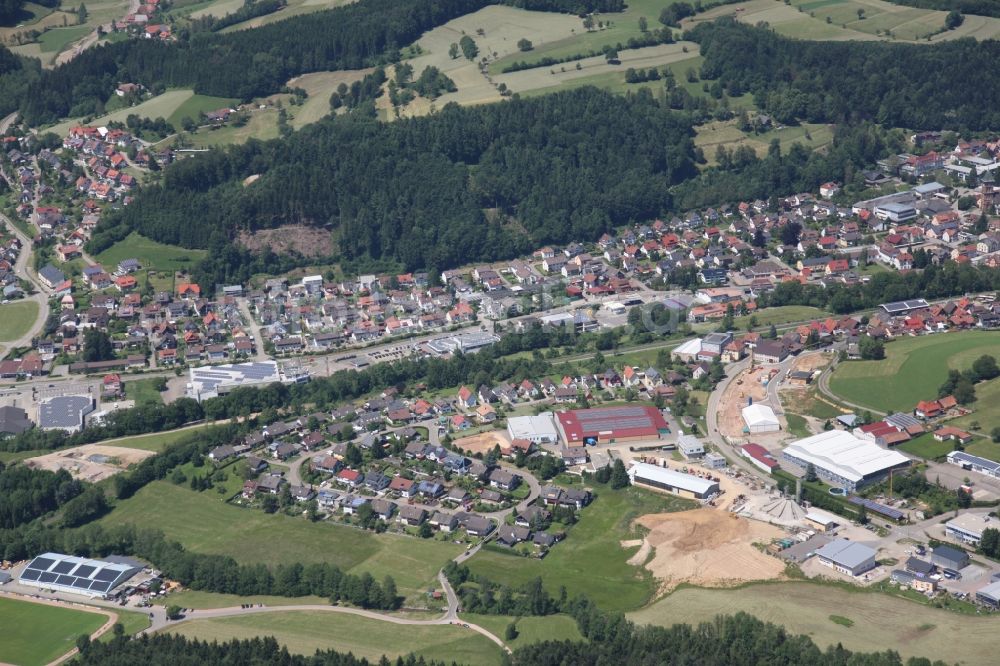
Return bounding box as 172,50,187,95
783,412,812,438
100,481,461,599
965,437,1000,461
0,597,107,666
125,377,165,406
828,331,1000,413
460,613,582,649
38,25,90,52
897,432,953,460
167,93,239,128
695,121,835,167
155,590,329,609
167,611,503,664
0,300,38,342
950,374,1000,432
100,608,151,640
629,582,1000,664
464,485,696,611
100,424,210,452
47,89,197,137
0,301,38,342
690,0,1000,43
95,232,207,273
218,0,357,32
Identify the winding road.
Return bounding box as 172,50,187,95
0,210,51,357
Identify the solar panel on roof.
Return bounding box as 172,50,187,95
849,496,904,520
30,556,55,570
74,564,96,578
56,574,77,586
52,560,76,574
89,580,112,592
20,569,40,581
38,571,57,583
94,568,118,582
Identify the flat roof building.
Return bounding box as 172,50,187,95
814,538,877,576
18,552,141,598
946,450,1000,480
782,430,910,492
945,513,993,546
506,413,559,444
628,462,719,500
556,406,669,445
742,403,780,433
38,395,93,433
976,580,1000,608
677,434,704,459
187,361,308,401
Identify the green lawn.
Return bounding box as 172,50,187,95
897,432,953,460
828,331,1000,413
38,25,90,53
99,609,151,641
460,613,582,649
125,377,165,406
95,232,208,273
101,424,211,452
951,374,1000,432
0,300,39,342
784,413,812,439
99,481,461,599
464,485,696,611
167,93,239,128
167,611,503,665
0,596,107,666
629,582,1000,665
964,437,1000,461
155,590,330,609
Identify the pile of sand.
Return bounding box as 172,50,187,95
631,508,786,592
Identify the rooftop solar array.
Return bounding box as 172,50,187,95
880,299,930,314
189,361,280,397
848,496,905,521
572,406,660,432
19,552,140,597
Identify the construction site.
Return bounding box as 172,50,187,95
25,444,155,483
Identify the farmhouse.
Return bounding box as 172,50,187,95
627,462,719,500
506,413,559,444
555,405,669,445
814,539,877,576
782,431,910,492
742,403,780,433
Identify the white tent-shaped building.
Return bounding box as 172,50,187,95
742,403,780,433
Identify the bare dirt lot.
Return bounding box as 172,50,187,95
718,366,770,439
630,508,786,593
790,351,833,374
238,225,334,258
453,430,510,456
25,444,155,482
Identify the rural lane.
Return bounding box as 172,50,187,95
0,210,51,357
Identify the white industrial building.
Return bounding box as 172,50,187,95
945,513,994,546
628,462,719,499
814,539,877,576
187,361,308,402
506,413,559,444
671,337,702,363
742,403,780,433
782,430,910,492
677,433,704,459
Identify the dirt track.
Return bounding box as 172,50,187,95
630,508,785,593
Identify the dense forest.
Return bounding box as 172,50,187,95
0,463,82,528
690,19,1000,130
70,611,949,666
89,89,697,280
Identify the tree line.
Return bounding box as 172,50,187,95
0,519,401,609
90,88,697,281
444,561,562,616
884,0,999,18
689,19,1000,130
0,462,82,528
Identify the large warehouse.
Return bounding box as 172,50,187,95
187,361,308,401
782,430,910,492
506,413,559,444
555,406,670,445
814,539,877,576
628,462,719,499
18,552,141,598
742,403,780,433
